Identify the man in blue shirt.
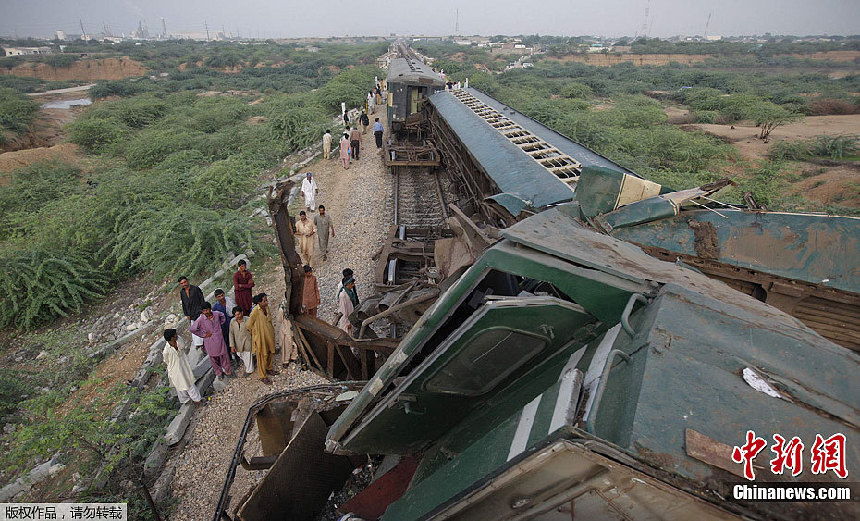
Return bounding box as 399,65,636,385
373,118,384,149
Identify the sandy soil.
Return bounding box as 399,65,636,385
792,165,860,208
689,115,860,161
0,57,145,82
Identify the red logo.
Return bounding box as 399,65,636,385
732,430,767,480
811,433,848,479
770,434,804,477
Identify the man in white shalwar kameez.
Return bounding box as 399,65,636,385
163,329,202,405
301,172,318,213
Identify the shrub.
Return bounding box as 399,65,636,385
0,246,107,330
768,140,813,161
190,157,258,209
811,135,859,160
808,98,859,116
101,204,255,278
124,128,199,168
66,117,130,152
0,86,40,133
692,110,720,124
560,82,593,99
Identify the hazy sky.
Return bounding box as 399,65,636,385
1,0,858,39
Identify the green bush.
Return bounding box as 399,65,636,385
811,135,858,160
0,86,40,133
692,110,720,124
316,65,382,112
66,117,130,152
0,246,107,330
102,204,254,277
124,128,200,168
190,156,258,209
560,82,593,99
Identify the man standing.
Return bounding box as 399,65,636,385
373,118,384,149
359,111,370,134
295,211,316,265
162,329,202,406
337,276,359,337
190,302,232,380
178,276,205,350
336,268,360,306
229,307,254,377
213,289,236,364
247,293,277,384
349,125,362,160
302,265,321,317
233,260,254,315
368,91,375,114
322,129,332,160
313,205,335,262
340,132,351,169
301,172,318,213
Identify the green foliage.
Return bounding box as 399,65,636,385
692,110,720,124
41,54,78,68
810,134,858,160
316,65,383,112
66,117,130,152
124,128,200,168
768,140,813,161
101,204,254,277
560,82,593,99
0,246,108,330
0,162,81,239
190,156,258,209
0,86,40,133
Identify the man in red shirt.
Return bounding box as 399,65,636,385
233,259,254,315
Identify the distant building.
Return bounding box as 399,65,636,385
705,35,722,41
3,46,54,57
55,30,66,41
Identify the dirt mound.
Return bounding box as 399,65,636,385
793,166,860,208
0,57,146,82
0,143,81,179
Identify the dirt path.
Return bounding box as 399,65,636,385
168,109,392,520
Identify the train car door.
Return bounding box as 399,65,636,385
409,86,421,116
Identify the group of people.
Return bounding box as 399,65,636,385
321,116,384,170
166,262,286,406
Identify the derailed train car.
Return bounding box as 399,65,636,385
217,87,859,520
323,204,859,520
386,57,445,135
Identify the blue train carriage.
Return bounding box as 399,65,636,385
387,58,445,135
326,203,859,520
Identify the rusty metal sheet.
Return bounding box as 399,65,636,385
684,428,744,479
238,412,355,521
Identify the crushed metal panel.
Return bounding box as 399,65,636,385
609,209,860,294
499,204,813,329
410,441,740,521
339,456,419,520
237,412,354,521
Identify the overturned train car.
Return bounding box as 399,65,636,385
219,87,860,520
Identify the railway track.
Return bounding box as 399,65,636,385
393,166,449,227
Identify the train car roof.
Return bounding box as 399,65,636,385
466,88,638,176
387,58,446,86
428,89,575,209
